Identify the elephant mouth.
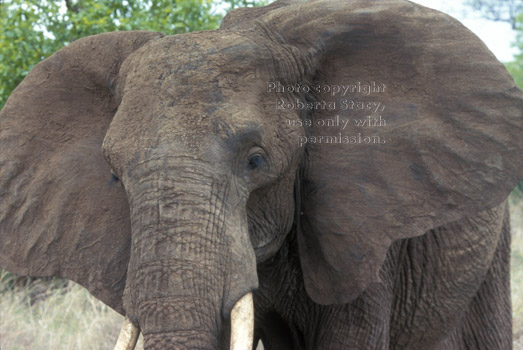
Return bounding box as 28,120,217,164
113,292,254,350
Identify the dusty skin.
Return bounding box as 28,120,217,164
1,0,523,349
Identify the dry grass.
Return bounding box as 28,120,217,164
0,195,522,349
0,274,144,350
511,195,523,349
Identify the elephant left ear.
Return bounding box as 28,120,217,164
0,31,162,313
253,0,523,304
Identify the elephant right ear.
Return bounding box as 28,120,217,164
0,31,162,314
251,0,523,305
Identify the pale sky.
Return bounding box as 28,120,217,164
410,0,518,62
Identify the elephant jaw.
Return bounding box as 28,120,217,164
113,292,254,350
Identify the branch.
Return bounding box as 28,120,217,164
64,0,79,13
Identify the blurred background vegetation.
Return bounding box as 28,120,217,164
0,0,267,110
0,0,522,349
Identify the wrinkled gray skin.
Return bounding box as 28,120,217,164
1,1,523,349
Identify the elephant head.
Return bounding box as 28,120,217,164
1,0,522,349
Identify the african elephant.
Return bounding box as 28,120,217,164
1,0,522,349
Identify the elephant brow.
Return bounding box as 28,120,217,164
216,122,263,149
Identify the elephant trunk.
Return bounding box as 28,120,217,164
120,162,257,350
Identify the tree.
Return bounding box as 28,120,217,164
465,0,523,29
0,0,266,109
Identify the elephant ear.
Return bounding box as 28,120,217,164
220,0,294,30
0,31,162,313
258,0,523,304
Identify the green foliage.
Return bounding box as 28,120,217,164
506,13,523,86
506,60,523,88
0,0,265,110
0,1,55,110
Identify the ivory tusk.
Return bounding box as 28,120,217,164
114,316,140,350
230,292,254,350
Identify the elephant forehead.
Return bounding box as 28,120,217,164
129,31,273,90
116,31,279,124
114,35,282,133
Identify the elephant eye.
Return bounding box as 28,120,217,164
247,154,265,170
109,170,119,184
